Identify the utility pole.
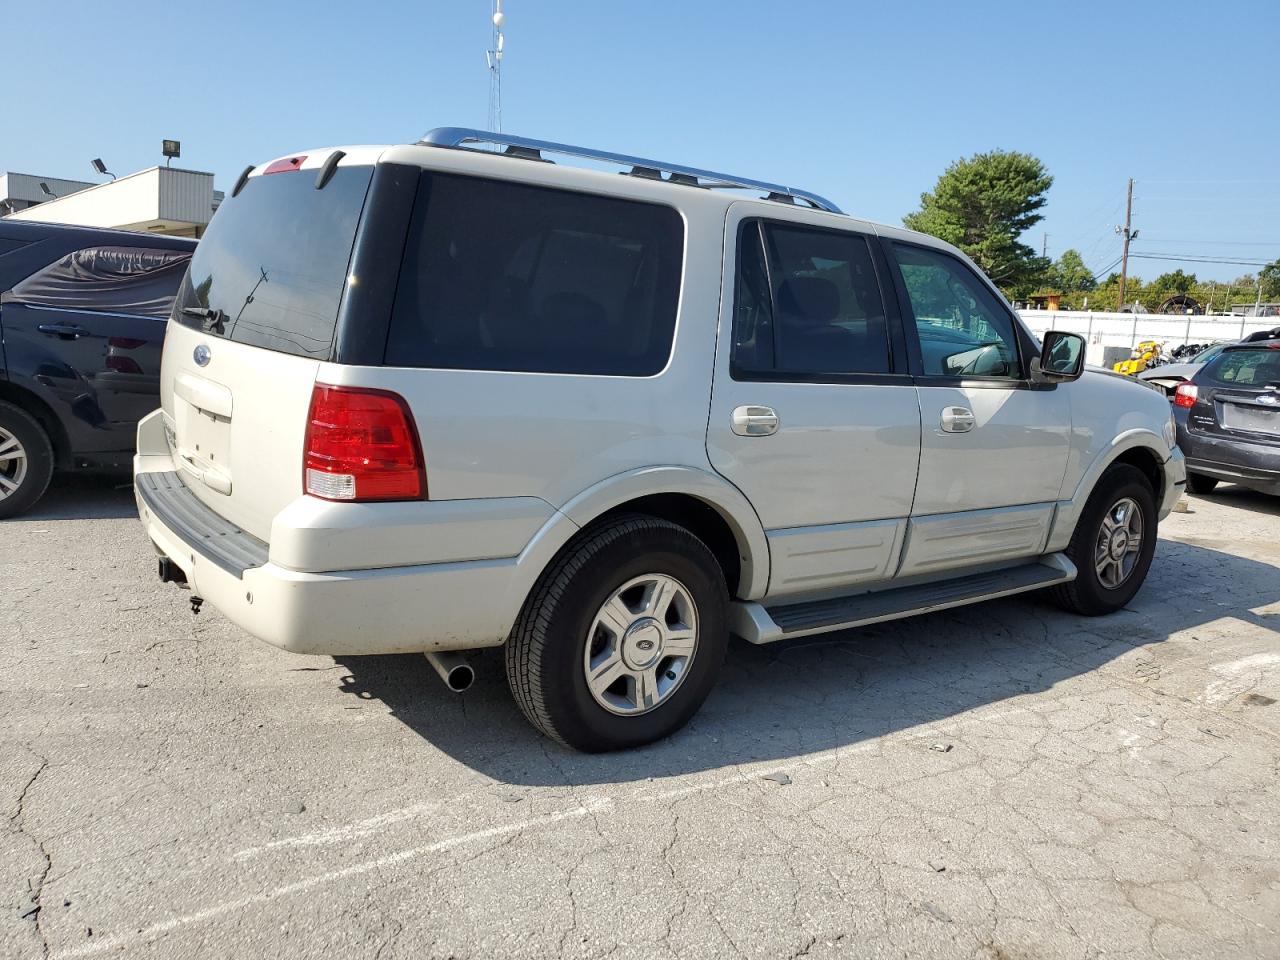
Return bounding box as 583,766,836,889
1116,178,1136,312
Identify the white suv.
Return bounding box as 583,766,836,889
135,128,1186,751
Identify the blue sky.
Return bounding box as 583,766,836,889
8,0,1278,283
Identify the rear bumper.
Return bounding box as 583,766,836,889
1177,426,1280,494
133,410,566,656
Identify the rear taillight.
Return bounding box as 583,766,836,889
1173,383,1198,408
303,385,425,502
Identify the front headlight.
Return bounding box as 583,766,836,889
1163,409,1177,449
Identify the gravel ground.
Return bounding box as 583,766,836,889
3,475,1278,960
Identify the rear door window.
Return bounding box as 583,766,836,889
732,220,892,378
387,173,684,376
173,165,373,359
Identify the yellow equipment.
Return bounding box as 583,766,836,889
1113,340,1162,376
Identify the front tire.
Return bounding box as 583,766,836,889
1051,464,1158,616
0,401,55,520
1186,472,1219,495
505,515,729,752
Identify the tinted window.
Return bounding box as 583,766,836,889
174,166,373,359
387,174,684,375
892,243,1021,379
732,221,891,378
1203,348,1280,387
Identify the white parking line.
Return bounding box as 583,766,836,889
232,801,444,861
53,798,612,960
54,701,1039,958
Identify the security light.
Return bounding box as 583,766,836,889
91,158,117,181
162,140,181,165
39,182,57,199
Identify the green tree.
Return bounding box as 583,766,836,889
904,150,1053,291
1152,269,1196,294
1049,249,1096,293
1260,259,1280,300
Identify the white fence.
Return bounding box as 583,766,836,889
1018,310,1278,367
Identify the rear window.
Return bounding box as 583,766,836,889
1203,347,1280,388
387,173,684,375
173,165,373,359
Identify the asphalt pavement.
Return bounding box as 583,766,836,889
3,475,1278,959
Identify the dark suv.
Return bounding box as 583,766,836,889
1173,338,1280,497
0,221,195,517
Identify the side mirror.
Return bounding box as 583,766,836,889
1034,332,1085,386
1033,331,1086,383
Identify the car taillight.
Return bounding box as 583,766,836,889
1173,383,1198,408
303,384,426,502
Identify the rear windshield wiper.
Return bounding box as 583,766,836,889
182,306,228,334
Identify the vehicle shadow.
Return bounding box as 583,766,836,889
1190,485,1280,518
334,538,1278,786
18,474,137,521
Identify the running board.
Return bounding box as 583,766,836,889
731,555,1077,644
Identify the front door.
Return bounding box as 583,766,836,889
706,209,921,599
882,238,1072,577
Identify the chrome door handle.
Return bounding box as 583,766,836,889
731,405,779,437
939,406,976,433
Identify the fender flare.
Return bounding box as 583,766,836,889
1047,428,1171,551
505,466,771,614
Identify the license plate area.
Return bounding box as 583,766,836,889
174,396,233,494
1221,401,1279,436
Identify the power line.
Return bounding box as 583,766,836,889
1128,253,1272,267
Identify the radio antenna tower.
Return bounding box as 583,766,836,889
486,1,506,132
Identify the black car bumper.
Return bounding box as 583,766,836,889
1176,417,1280,495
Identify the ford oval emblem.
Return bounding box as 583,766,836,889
193,344,211,367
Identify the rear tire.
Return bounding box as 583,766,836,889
505,515,729,752
1051,464,1157,617
0,401,54,520
1186,472,1220,495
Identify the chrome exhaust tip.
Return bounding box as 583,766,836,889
425,651,475,693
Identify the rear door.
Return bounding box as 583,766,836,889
706,208,921,599
882,239,1071,577
161,155,378,540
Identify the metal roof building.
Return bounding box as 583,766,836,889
1,166,221,238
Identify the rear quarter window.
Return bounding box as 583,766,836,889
387,173,684,376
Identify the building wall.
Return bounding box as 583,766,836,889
3,166,215,236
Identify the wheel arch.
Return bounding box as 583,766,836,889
1047,429,1170,553
510,467,770,616
0,380,69,467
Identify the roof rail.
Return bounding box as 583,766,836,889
418,127,843,215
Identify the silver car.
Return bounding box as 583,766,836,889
134,128,1185,751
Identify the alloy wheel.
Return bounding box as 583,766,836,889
1094,496,1144,589
583,573,699,716
0,427,28,502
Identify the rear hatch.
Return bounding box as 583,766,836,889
1186,345,1280,446
160,153,377,541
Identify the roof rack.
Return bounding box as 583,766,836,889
418,127,843,215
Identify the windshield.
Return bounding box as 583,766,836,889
173,165,373,359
